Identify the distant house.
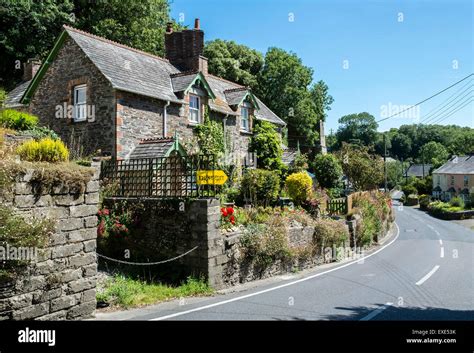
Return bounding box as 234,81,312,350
405,164,432,179
11,19,285,163
432,155,474,202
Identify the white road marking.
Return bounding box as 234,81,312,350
435,230,440,236
360,302,393,321
150,223,401,321
440,247,444,258
416,265,440,286
427,224,435,230
439,239,443,246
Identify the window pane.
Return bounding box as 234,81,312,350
75,86,86,104
190,95,199,109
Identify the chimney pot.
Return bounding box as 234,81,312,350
194,18,200,30
23,58,41,81
166,22,173,34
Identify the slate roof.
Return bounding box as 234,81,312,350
406,164,432,178
128,138,175,160
282,147,298,166
170,72,198,92
224,88,248,106
5,80,31,108
65,27,182,104
19,25,286,126
433,155,474,175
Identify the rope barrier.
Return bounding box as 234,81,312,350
96,246,198,266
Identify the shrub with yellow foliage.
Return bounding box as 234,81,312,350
17,138,69,163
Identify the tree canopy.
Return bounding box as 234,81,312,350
335,112,378,148
0,0,172,88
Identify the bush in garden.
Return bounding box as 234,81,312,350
0,109,38,130
405,194,419,206
312,218,349,249
19,126,59,140
312,153,343,188
17,138,69,162
402,183,418,197
449,196,464,209
289,152,309,173
419,194,431,210
240,169,280,207
250,120,284,170
285,172,312,205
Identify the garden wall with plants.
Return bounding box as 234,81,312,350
0,131,100,320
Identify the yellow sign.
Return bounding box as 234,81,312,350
196,170,228,185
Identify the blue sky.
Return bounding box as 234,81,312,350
170,0,473,133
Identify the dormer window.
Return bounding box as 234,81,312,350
189,94,200,123
73,84,87,122
241,106,249,132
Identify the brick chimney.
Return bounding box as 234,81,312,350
165,18,208,74
23,58,41,81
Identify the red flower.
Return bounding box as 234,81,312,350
229,215,235,224
226,207,234,215
221,208,228,217
103,209,110,216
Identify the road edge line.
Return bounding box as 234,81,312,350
150,222,401,321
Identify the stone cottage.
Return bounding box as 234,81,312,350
13,19,285,163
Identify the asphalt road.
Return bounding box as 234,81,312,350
96,200,474,321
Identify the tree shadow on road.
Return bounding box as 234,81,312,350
273,305,473,321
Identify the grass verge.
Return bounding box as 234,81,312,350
96,275,213,309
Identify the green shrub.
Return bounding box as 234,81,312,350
19,126,59,140
17,138,69,163
402,184,418,197
240,169,280,206
313,218,349,248
405,194,419,206
250,120,284,170
419,194,431,209
0,109,38,130
449,196,464,209
312,153,343,188
285,172,313,205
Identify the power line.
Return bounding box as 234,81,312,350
419,80,472,123
421,87,473,124
376,73,473,123
429,98,473,125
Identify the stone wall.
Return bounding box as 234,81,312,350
0,163,100,320
101,198,221,286
29,37,116,157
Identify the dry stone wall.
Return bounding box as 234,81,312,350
0,163,100,320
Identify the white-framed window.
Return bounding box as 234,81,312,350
464,175,469,187
73,84,87,122
241,106,249,131
189,94,200,123
451,175,455,185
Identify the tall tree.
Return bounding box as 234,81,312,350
310,80,334,122
390,133,412,160
257,47,315,147
335,112,378,148
73,0,170,56
0,0,172,88
337,143,384,191
203,39,263,90
0,0,74,88
418,141,449,168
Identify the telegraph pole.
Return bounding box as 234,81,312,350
384,133,387,192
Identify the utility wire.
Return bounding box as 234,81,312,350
429,98,473,125
421,88,473,124
419,80,472,123
376,73,473,123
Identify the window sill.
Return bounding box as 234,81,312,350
188,121,200,127
73,118,88,123
240,130,253,136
